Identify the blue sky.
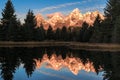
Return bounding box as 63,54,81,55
0,0,107,21
13,64,103,80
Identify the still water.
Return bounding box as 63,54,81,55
0,47,119,80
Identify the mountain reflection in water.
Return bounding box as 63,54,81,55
34,54,99,75
0,47,119,80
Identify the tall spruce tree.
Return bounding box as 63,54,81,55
104,0,120,22
79,22,88,42
0,23,4,40
55,28,61,41
83,26,94,42
100,20,113,43
23,10,36,41
34,23,45,41
61,26,68,41
112,16,120,43
1,0,15,22
1,0,19,41
71,27,80,41
7,16,20,41
90,15,101,43
67,27,72,41
46,25,54,40
104,0,120,43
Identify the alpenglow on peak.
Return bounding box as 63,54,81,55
35,8,104,30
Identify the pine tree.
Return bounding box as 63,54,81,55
83,26,94,42
61,26,68,41
112,16,120,43
23,10,36,41
39,24,46,41
55,28,61,41
16,20,24,41
18,23,27,41
46,25,54,40
7,16,20,41
34,24,45,41
67,27,72,41
0,23,4,40
1,0,19,41
1,0,15,22
100,20,113,43
90,15,101,43
104,0,120,43
79,22,88,42
104,0,120,22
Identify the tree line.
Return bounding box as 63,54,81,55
0,0,120,43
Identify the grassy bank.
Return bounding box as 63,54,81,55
0,41,120,51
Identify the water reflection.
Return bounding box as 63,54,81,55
34,54,98,75
0,47,119,80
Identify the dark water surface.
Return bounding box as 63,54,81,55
0,47,119,80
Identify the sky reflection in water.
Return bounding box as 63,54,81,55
14,63,103,80
0,47,119,80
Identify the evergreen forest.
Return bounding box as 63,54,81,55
0,0,120,43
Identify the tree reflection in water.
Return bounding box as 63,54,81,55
0,47,119,80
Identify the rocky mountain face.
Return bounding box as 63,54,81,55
35,8,104,30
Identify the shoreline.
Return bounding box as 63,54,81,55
0,41,120,51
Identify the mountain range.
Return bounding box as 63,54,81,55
35,8,104,30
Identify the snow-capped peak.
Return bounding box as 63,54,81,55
35,8,104,30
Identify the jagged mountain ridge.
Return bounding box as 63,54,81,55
35,8,104,30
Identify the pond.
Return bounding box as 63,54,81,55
0,47,119,80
